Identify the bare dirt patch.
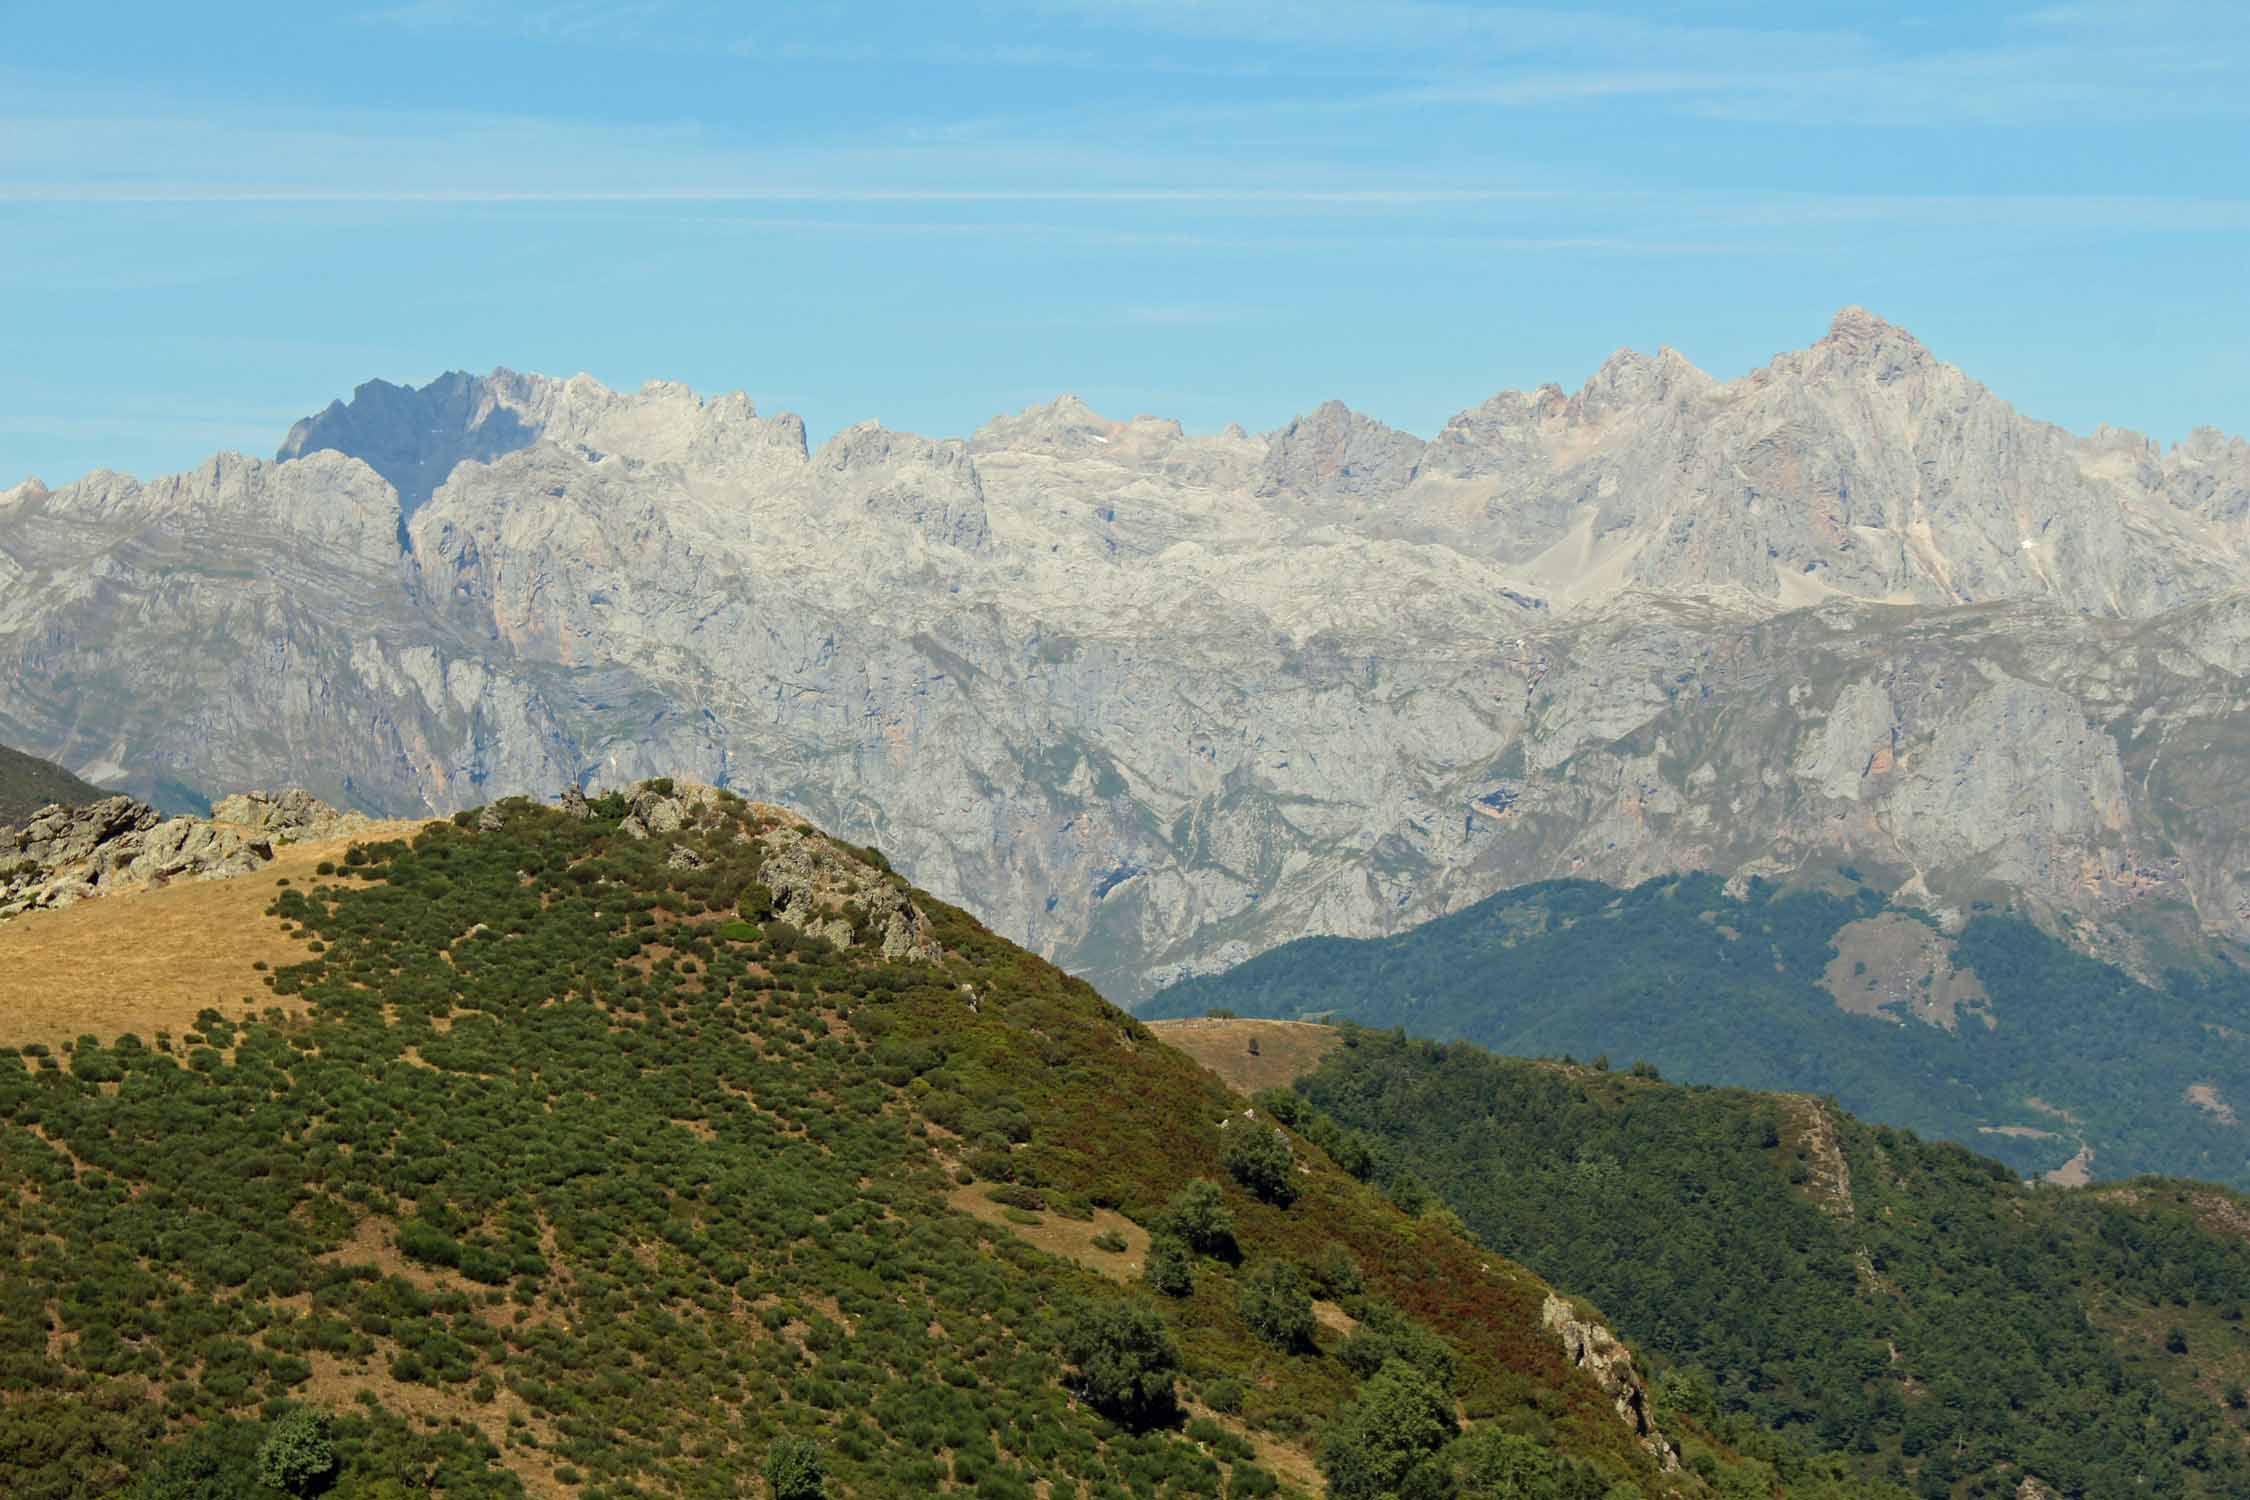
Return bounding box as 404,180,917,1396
1820,913,1990,1031
1147,1018,1342,1093
2187,1083,2241,1127
2044,1143,2097,1188
0,822,429,1048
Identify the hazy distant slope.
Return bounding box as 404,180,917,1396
1142,873,2250,1187
0,741,102,825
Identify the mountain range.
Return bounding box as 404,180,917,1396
4,308,2247,1000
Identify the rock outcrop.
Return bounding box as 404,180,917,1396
612,778,942,962
5,310,2250,996
2,789,362,917
1540,1293,1679,1471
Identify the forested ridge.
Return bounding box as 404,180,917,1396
0,788,1903,1499
1281,1025,2250,1499
0,741,104,826
1142,873,2250,1187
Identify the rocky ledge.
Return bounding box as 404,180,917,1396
1,788,370,918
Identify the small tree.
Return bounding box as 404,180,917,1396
1236,1259,1316,1351
1320,1359,1458,1500
1142,1234,1195,1297
1224,1123,1298,1207
763,1435,825,1500
1158,1178,1236,1258
255,1409,337,1497
1062,1297,1181,1429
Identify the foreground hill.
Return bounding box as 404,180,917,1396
4,312,2250,1002
1141,873,2250,1188
1158,1019,2250,1499
0,741,102,826
0,782,1896,1500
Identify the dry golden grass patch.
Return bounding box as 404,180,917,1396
945,1180,1150,1282
300,1350,574,1500
1146,1018,1341,1094
0,821,429,1048
1179,1398,1322,1497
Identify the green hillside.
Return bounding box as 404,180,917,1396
1273,1024,2250,1499
1140,874,2250,1188
0,741,104,826
0,788,1896,1500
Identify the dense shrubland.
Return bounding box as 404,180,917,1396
1286,1024,2250,1499
0,791,1889,1498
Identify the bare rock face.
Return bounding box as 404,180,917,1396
756,822,939,961
6,310,2250,997
1540,1294,1678,1471
1255,400,1425,502
1,788,357,918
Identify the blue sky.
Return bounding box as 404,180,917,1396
3,1,2245,484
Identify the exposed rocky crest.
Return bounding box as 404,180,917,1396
1,789,367,917
612,778,940,962
4,310,2248,995
1541,1293,1679,1472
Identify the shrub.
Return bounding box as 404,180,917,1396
1309,1243,1363,1299
1236,1261,1315,1352
763,1435,825,1500
1223,1124,1298,1207
1157,1179,1236,1258
1142,1236,1194,1298
1336,1303,1456,1392
255,1408,337,1496
1061,1297,1180,1430
1319,1360,1456,1500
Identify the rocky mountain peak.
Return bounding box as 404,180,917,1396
278,367,808,516
1255,399,1426,501
1803,304,1934,384
970,393,1127,455
1571,343,1717,421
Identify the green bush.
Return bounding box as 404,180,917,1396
255,1408,336,1496
1157,1179,1236,1258
1319,1360,1456,1500
1235,1261,1315,1352
1223,1124,1298,1207
763,1435,824,1500
1060,1298,1180,1430
1141,1236,1194,1298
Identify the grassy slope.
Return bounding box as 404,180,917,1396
1210,1018,2250,1500
1139,874,2250,1188
0,791,1860,1500
0,742,104,827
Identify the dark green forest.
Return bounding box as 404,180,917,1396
1142,873,2250,1186
1280,1025,2250,1499
0,740,104,826
0,792,1897,1499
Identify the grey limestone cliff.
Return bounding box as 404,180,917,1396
3,310,2247,998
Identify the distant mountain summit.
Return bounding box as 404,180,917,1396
2,310,2247,999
